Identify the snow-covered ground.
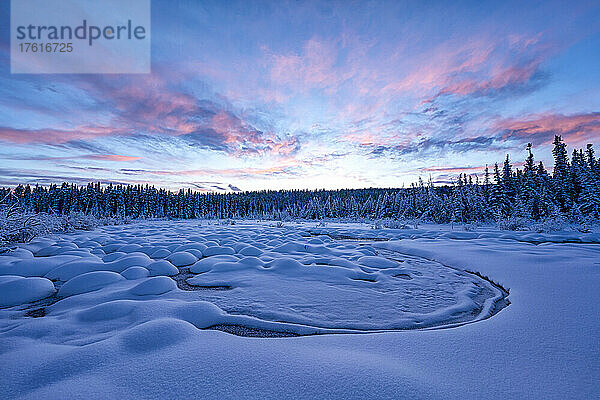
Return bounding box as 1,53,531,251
0,220,598,399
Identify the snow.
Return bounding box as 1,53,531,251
145,260,179,276
0,255,80,277
203,246,235,256
0,220,598,399
120,318,199,353
120,266,150,280
129,276,177,296
238,244,263,256
45,253,152,281
0,276,55,306
166,251,198,266
59,271,125,298
150,248,171,259
190,254,240,273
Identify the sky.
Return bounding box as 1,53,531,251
1,0,600,191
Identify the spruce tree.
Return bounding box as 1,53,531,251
519,143,538,219
551,135,573,212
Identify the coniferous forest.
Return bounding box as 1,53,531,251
2,136,600,224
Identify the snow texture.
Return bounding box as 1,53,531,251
0,220,598,399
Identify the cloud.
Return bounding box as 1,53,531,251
268,37,344,94
0,168,129,186
52,140,113,154
420,165,488,173
493,112,600,145
384,34,553,103
366,136,499,158
2,154,141,162
190,182,227,191
362,111,600,160
264,33,559,164
84,155,141,161
0,72,300,158
0,2,595,191
186,182,242,192
118,162,300,179
0,126,119,144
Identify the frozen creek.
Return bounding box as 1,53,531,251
0,220,508,342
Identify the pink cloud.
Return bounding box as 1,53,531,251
3,153,141,162
84,155,142,161
384,34,552,102
1,72,298,158
269,37,339,90
0,126,120,144
494,112,600,145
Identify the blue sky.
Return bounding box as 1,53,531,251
1,0,600,191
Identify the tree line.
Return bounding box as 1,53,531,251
2,136,599,223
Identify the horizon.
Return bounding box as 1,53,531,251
1,0,600,191
0,137,586,193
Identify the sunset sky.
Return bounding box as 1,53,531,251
1,0,600,191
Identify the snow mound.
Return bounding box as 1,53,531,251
1,220,598,400
0,255,80,277
189,255,240,273
129,277,177,296
150,248,171,259
35,245,68,257
203,246,235,256
76,299,136,322
102,252,127,262
59,271,125,298
166,251,198,267
120,318,197,353
46,254,152,281
121,266,150,280
238,256,265,266
117,243,143,253
239,245,263,256
174,243,208,253
145,260,179,276
0,276,55,306
1,221,505,333
176,301,226,328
